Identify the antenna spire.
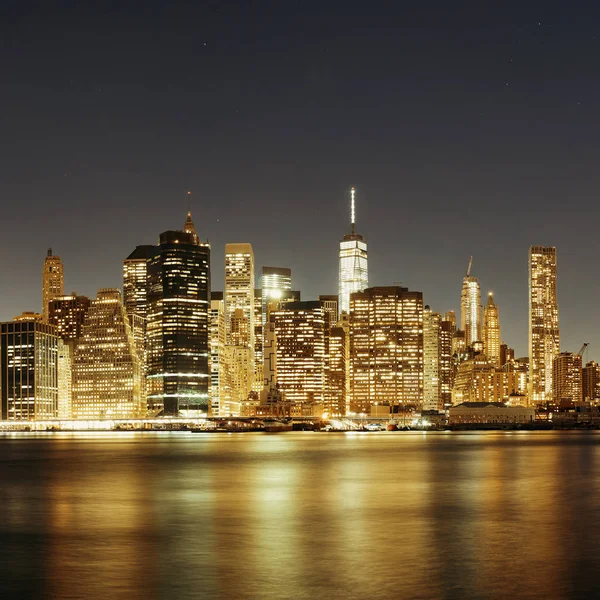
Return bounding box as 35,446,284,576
350,187,356,234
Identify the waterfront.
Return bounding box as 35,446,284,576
1,432,599,599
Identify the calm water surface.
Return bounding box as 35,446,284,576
1,431,599,599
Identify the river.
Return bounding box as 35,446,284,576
0,431,599,599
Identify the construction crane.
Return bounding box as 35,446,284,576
466,256,473,277
578,343,589,358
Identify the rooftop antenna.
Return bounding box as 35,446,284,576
466,255,473,277
350,187,356,234
187,190,192,215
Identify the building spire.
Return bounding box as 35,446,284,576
350,187,356,234
183,191,199,244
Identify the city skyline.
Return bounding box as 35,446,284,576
3,2,600,360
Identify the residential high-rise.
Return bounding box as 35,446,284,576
42,248,64,322
483,292,501,368
460,256,481,346
48,293,91,341
423,306,442,411
349,286,423,413
339,187,368,315
553,352,582,404
529,246,560,404
253,288,263,393
271,301,328,405
146,216,211,416
225,243,255,348
582,361,600,402
1,316,58,420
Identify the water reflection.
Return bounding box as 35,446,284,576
1,432,600,599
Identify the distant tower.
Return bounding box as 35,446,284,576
529,246,560,404
460,256,481,346
339,187,368,315
423,306,442,411
42,248,64,322
483,292,501,368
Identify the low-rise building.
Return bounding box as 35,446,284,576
449,402,535,424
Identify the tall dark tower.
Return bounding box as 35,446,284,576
146,210,211,416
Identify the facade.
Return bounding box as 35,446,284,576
326,326,346,416
452,355,525,405
500,343,515,367
338,187,368,315
349,286,424,413
48,293,91,341
440,317,455,407
72,289,142,419
209,292,226,416
146,221,211,415
483,292,501,368
529,246,560,404
1,318,58,420
582,361,600,402
553,352,582,404
461,260,481,346
57,340,72,419
271,301,328,405
225,243,255,348
319,294,339,324
261,266,292,323
423,306,442,411
42,248,64,322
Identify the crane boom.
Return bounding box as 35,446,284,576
466,256,473,277
578,343,589,357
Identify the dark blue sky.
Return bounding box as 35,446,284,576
1,1,600,358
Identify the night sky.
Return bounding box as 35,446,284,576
2,1,600,359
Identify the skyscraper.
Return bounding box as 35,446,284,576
339,187,368,315
460,256,481,346
42,248,64,322
1,316,58,420
225,243,255,348
423,306,442,411
553,352,582,404
529,246,560,404
440,316,455,407
349,286,423,413
582,361,600,402
261,266,292,322
483,292,501,368
271,301,328,405
123,245,156,408
209,292,226,416
72,289,142,419
146,215,211,416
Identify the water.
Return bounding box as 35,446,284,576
1,431,599,600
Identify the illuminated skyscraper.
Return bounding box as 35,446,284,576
326,326,347,416
42,248,64,322
339,187,368,315
553,352,582,404
123,245,155,320
72,289,142,419
271,301,327,405
423,306,442,411
1,316,58,420
529,246,560,404
460,256,481,346
261,267,292,324
483,292,501,368
225,243,255,348
147,218,211,415
319,295,339,324
350,286,423,413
